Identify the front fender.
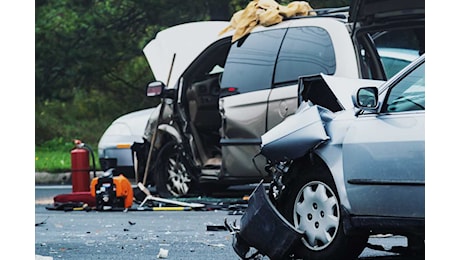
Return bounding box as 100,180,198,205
314,146,351,211
143,103,175,142
312,110,357,212
143,105,161,141
157,124,182,144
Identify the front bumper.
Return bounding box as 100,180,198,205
232,182,303,259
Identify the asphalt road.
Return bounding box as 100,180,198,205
35,206,242,259
35,184,256,260
35,185,424,259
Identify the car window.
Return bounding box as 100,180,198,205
274,26,336,85
356,28,424,80
382,61,425,113
378,48,419,78
185,38,231,84
220,29,286,94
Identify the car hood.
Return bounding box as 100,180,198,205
348,0,424,25
143,21,229,88
299,74,384,112
114,108,155,135
261,75,384,162
98,108,154,150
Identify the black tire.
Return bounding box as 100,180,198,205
153,141,194,198
278,162,368,260
405,235,425,256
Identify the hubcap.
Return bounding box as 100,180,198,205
165,155,191,197
293,181,339,251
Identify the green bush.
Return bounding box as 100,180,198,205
35,87,153,172
35,138,101,173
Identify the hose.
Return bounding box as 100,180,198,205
82,143,97,179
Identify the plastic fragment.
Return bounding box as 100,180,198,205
157,248,169,259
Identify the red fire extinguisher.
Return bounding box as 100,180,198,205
71,139,91,192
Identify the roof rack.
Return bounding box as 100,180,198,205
285,6,350,21
312,6,349,16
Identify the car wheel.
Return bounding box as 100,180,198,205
154,141,193,198
279,164,368,260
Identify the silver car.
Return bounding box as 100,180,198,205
232,54,425,259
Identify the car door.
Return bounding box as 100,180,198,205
342,58,425,218
219,28,286,179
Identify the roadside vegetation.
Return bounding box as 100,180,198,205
35,138,101,173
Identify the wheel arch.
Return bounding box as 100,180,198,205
157,124,182,144
135,126,181,186
292,149,352,211
281,151,368,259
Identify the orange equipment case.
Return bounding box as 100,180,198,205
90,174,133,209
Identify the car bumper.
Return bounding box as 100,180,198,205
232,182,303,259
99,147,133,167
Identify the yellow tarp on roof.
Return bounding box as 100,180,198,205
219,0,316,42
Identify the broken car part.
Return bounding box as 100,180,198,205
231,182,303,259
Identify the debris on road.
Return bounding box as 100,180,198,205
137,182,205,209
157,248,169,259
206,224,228,231
44,181,252,213
35,216,49,227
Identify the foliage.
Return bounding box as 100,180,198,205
35,138,101,173
35,148,73,173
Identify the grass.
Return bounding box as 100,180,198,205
35,138,101,173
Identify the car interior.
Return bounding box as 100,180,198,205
180,38,232,168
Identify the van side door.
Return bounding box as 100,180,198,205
219,29,286,179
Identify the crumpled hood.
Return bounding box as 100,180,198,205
261,74,385,162
143,21,229,88
299,73,385,112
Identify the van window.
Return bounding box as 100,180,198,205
274,26,336,85
356,28,424,80
220,29,286,94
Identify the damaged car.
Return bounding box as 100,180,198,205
133,0,424,198
230,53,425,260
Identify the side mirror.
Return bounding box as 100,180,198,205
146,81,165,97
355,87,379,110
